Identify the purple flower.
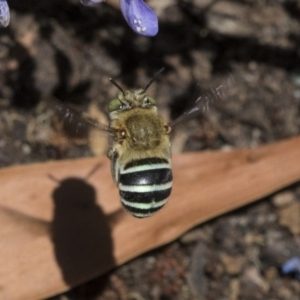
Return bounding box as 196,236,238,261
120,0,158,36
282,257,300,280
81,0,158,37
0,0,10,27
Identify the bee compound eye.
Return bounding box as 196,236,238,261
146,97,156,106
164,125,171,134
144,97,150,105
108,98,123,112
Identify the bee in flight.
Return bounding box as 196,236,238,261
58,69,233,218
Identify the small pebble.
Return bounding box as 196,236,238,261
272,191,296,207
243,266,269,292
277,202,300,235
22,144,31,155
220,253,245,275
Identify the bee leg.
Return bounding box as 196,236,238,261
107,148,119,185
107,148,115,160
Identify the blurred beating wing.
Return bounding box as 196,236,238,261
169,75,234,128
55,104,115,136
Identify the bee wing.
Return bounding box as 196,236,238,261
55,104,114,136
169,75,234,128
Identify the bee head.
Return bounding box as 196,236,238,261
108,68,164,114
107,90,157,113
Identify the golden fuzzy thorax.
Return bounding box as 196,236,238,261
109,90,171,163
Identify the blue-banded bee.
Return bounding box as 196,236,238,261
57,69,233,218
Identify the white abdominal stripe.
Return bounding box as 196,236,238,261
120,189,171,217
119,158,172,218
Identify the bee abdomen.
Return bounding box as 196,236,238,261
119,158,172,218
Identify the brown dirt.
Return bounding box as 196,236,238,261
1,0,300,299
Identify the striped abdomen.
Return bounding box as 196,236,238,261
118,158,172,218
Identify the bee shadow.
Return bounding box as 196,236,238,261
51,177,115,286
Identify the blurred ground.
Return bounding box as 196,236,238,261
0,0,300,299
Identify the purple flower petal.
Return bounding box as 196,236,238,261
120,0,158,36
0,0,10,27
282,257,300,280
80,0,105,7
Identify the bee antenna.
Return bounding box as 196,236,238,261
109,78,125,96
143,67,165,93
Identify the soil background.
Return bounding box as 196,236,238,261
0,0,300,299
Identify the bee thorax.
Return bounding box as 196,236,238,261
124,110,164,150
